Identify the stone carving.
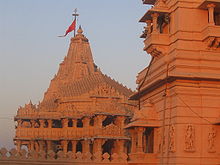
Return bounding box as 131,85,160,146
66,151,75,160
9,148,18,159
57,151,66,160
102,152,110,162
111,153,119,162
83,152,92,161
0,148,8,159
208,127,216,153
38,151,46,159
168,125,175,152
205,37,220,49
75,152,83,161
93,151,102,162
28,150,38,159
184,124,195,152
47,150,55,160
119,153,128,162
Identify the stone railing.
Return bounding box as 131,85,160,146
0,148,128,164
15,124,126,140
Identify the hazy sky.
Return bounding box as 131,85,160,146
0,0,150,148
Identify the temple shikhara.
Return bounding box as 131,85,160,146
1,0,220,164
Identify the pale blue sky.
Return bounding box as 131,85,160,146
0,0,150,148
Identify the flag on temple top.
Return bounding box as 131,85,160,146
58,18,76,37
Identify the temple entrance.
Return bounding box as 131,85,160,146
102,139,114,154
144,127,154,153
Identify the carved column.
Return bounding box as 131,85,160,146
82,117,90,128
146,20,152,34
16,140,22,152
39,119,45,128
30,120,35,128
136,127,144,153
115,139,125,154
47,119,53,128
39,141,45,151
72,119,77,128
17,120,22,128
151,13,159,33
130,129,136,153
207,4,216,25
82,140,90,153
47,140,52,151
93,139,103,161
30,140,35,151
72,140,77,153
94,115,106,128
61,140,68,153
115,116,125,128
62,118,68,128
35,141,40,152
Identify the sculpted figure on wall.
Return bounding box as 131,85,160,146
208,127,216,153
168,125,175,152
184,124,195,152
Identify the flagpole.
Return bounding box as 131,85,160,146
72,8,79,37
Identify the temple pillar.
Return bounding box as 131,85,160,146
16,140,22,152
94,115,106,128
82,140,90,153
47,140,52,151
17,120,22,128
61,140,68,153
72,119,77,128
30,140,35,151
115,116,125,128
136,127,144,153
82,117,90,128
130,129,136,153
62,118,68,128
39,119,45,128
35,142,40,152
207,4,216,25
115,139,125,154
71,140,77,153
39,141,45,151
93,139,103,161
47,119,52,128
30,120,35,128
146,20,152,34
151,13,159,33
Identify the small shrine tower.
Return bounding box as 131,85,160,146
128,0,220,164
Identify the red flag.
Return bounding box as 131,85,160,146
59,18,76,37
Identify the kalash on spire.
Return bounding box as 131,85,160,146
14,14,136,155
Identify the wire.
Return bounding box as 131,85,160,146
175,93,212,124
137,57,154,110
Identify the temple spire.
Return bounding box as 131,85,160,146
55,26,96,82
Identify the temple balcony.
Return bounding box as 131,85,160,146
139,1,170,57
198,1,220,49
14,124,128,140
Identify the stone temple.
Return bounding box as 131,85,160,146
0,0,218,164
14,26,136,159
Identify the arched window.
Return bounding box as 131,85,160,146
77,119,83,128
76,141,82,152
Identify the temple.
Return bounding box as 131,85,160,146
14,27,136,161
9,0,220,164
